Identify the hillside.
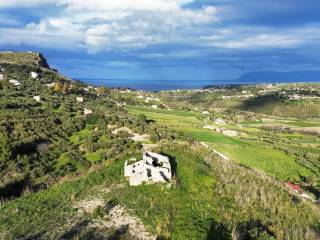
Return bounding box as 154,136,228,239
0,52,320,240
0,51,50,68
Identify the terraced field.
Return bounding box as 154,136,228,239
127,105,313,180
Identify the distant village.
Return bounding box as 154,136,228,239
1,66,319,204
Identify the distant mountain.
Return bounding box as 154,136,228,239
238,71,320,83
0,51,50,69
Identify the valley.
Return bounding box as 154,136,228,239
0,52,320,240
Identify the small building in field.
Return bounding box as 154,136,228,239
285,182,303,194
214,118,226,125
125,152,172,186
222,129,238,137
84,108,93,115
76,96,84,103
9,79,20,86
285,182,316,202
31,72,39,79
203,125,215,130
46,83,56,88
152,105,158,109
202,111,210,115
33,95,41,102
0,73,4,80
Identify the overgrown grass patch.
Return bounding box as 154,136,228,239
213,143,311,180
69,128,93,144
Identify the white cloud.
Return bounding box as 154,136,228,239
0,16,22,26
57,0,194,12
103,61,139,68
199,25,320,50
0,0,218,52
1,0,319,54
0,0,56,8
218,34,301,49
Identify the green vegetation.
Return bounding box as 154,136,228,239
1,143,318,239
127,105,313,181
1,52,320,239
0,51,49,68
0,54,182,202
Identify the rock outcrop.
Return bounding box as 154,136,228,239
0,51,50,68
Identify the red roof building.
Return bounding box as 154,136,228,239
285,182,304,193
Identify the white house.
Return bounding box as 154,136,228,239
222,129,238,137
124,152,172,186
46,83,56,88
202,111,210,115
31,72,38,79
84,108,93,115
214,118,226,125
33,95,41,102
203,125,215,130
76,96,84,103
0,73,4,80
9,79,20,86
146,97,160,103
152,105,158,109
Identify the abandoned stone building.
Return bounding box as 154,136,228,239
124,152,172,186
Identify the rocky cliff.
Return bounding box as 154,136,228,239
0,51,50,68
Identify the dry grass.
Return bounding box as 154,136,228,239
191,143,320,240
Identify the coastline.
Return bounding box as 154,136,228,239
78,78,320,91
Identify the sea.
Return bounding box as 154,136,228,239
79,78,319,92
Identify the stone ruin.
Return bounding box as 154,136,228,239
124,151,172,186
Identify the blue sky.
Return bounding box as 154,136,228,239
0,0,320,81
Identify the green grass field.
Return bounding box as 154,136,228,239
69,128,93,144
1,143,317,239
127,105,312,180
213,143,309,180
0,146,220,239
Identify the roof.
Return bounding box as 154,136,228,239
286,182,303,192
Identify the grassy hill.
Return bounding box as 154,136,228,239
0,143,319,239
0,51,50,68
0,52,320,240
0,53,180,202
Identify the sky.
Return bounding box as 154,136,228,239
0,0,320,81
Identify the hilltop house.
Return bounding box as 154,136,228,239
33,95,41,102
46,83,56,88
214,118,226,124
84,108,93,115
125,152,172,186
286,182,303,194
222,129,238,137
203,125,215,130
76,96,84,103
285,182,316,202
9,79,20,86
30,72,38,79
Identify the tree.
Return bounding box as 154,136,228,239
97,87,109,95
137,114,147,123
0,128,11,169
53,82,62,93
62,83,69,94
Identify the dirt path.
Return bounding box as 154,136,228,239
112,126,150,142
200,142,229,160
71,196,156,240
